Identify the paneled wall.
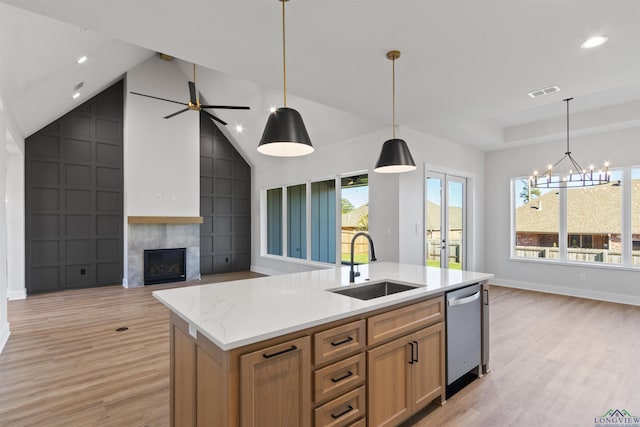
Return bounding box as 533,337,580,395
199,113,251,274
25,81,123,293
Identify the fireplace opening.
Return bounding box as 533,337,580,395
144,248,186,285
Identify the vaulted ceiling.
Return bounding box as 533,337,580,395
1,0,639,155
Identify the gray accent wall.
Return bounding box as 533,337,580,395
199,113,251,274
25,81,123,293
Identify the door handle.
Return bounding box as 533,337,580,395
413,340,419,363
448,291,480,307
408,342,414,365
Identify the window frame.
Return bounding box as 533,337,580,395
510,165,640,270
262,171,368,266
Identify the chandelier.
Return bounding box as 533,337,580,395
530,97,610,189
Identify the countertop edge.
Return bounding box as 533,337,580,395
153,270,493,351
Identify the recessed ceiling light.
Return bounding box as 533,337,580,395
72,92,81,99
77,56,88,64
580,35,608,49
235,124,244,133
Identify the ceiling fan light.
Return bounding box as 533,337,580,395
374,138,416,173
258,107,314,157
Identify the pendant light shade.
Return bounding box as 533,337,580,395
258,0,313,157
374,138,416,173
375,50,416,174
258,107,313,156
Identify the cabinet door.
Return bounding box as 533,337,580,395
411,322,445,412
240,336,311,427
367,336,412,427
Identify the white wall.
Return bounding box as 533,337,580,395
123,56,199,285
485,126,640,304
251,126,487,275
6,149,25,300
124,55,199,217
0,94,24,353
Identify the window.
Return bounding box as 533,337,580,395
311,180,336,263
266,188,282,256
426,172,467,269
514,179,558,259
341,174,369,265
513,167,639,267
287,184,306,259
567,170,622,264
264,173,367,265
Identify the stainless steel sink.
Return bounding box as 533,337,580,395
330,281,420,300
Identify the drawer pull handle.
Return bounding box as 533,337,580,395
413,340,419,363
330,336,354,347
262,345,297,359
331,405,354,419
330,370,354,383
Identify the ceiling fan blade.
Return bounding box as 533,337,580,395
130,91,188,106
188,81,197,105
200,105,251,110
164,108,190,119
202,110,228,126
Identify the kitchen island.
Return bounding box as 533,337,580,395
153,262,493,427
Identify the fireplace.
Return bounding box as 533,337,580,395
144,248,186,285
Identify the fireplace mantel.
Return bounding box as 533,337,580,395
127,216,204,225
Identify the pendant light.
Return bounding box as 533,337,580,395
529,98,610,189
374,50,416,173
258,0,313,157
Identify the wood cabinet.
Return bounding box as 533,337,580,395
240,336,311,427
367,304,445,427
168,293,450,427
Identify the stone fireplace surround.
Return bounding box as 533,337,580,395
126,217,202,287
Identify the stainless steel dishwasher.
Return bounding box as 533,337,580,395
446,283,482,386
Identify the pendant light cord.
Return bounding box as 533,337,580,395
392,56,396,138
282,0,287,107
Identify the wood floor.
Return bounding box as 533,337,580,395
1,280,639,426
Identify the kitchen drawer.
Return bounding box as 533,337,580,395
348,418,366,427
314,386,366,427
314,353,366,403
368,296,443,346
315,320,366,365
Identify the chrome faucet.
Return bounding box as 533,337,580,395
350,232,377,283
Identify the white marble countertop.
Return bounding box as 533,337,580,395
152,262,494,351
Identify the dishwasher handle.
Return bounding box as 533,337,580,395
448,290,480,307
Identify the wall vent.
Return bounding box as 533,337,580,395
528,85,560,98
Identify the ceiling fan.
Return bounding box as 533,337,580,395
130,63,250,125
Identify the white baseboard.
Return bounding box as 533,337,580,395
491,277,640,306
0,322,10,355
7,289,26,300
122,278,129,288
